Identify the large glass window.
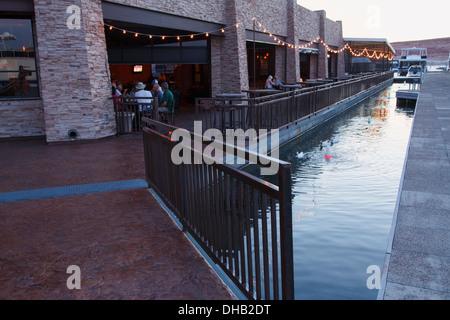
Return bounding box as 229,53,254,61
0,18,39,98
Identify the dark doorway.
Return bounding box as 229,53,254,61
300,53,311,81
247,42,276,89
105,23,211,108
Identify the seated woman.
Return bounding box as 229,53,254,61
265,75,275,89
273,75,282,89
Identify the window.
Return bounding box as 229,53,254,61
0,18,39,98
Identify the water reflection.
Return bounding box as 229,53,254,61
245,83,414,299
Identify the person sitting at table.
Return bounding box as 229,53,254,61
158,82,174,123
265,75,275,89
134,82,153,114
151,82,164,104
273,75,283,89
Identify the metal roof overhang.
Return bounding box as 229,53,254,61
102,1,225,34
1,0,34,13
245,30,285,46
344,38,395,54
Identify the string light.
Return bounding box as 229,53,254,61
104,23,237,41
104,20,393,61
252,18,393,61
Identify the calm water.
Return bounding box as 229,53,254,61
277,83,414,299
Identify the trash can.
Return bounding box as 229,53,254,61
118,112,135,133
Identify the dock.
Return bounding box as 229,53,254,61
379,71,450,300
396,89,420,108
393,75,423,84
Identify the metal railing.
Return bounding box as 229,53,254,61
113,96,158,134
142,117,294,300
196,71,394,133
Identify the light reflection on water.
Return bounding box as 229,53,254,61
278,83,413,299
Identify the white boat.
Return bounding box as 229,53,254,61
398,47,427,76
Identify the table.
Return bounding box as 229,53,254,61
280,84,302,91
243,89,282,98
215,93,248,130
216,93,247,100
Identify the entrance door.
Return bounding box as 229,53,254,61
300,53,311,81
247,42,276,89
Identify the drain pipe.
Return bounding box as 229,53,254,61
68,129,78,141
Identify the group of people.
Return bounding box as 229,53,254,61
265,75,283,89
112,79,174,118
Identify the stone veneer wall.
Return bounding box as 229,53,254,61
33,0,114,143
1,0,345,141
0,100,45,138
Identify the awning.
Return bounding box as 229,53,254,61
344,38,395,55
300,48,319,55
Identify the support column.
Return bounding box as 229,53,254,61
317,10,328,79
211,0,248,95
34,0,114,143
285,0,300,84
336,21,346,76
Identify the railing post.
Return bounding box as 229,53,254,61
278,163,294,300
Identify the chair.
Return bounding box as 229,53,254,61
158,101,175,125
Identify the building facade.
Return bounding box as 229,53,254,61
0,0,345,142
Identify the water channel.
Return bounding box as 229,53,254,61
248,83,415,299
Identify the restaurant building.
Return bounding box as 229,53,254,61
0,0,345,142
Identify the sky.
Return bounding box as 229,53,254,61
297,0,449,43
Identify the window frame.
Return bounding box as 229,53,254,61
0,13,40,100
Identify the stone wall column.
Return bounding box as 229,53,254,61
336,21,346,76
285,0,300,84
33,0,114,142
216,0,249,94
317,10,328,79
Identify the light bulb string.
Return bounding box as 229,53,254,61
104,23,238,40
104,19,393,61
253,18,393,61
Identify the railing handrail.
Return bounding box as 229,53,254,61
142,118,295,300
142,117,289,168
195,71,394,133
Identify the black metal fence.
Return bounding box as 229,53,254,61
195,71,394,133
113,96,175,134
142,117,294,300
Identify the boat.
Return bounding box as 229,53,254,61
407,65,423,77
398,47,428,76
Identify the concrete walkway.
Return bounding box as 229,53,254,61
379,72,450,299
0,135,235,300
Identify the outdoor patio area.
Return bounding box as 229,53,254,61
0,135,234,300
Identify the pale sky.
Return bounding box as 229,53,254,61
297,0,449,42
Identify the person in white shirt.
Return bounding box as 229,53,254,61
134,82,153,113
